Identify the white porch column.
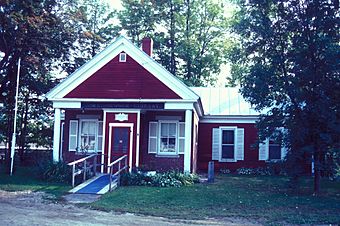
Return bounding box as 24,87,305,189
184,109,192,173
52,108,61,162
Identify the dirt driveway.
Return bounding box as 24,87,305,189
0,190,262,226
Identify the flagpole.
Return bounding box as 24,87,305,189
10,57,21,176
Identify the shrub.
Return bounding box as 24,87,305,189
220,168,231,174
236,167,271,176
120,170,199,187
35,161,72,183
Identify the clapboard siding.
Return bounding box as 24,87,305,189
197,122,266,171
65,53,181,99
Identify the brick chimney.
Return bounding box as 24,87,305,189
142,37,153,57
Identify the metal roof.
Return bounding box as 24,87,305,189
190,87,258,116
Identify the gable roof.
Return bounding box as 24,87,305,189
46,36,199,101
190,87,258,115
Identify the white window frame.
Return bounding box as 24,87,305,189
119,52,126,62
219,127,237,162
158,120,179,156
78,119,98,153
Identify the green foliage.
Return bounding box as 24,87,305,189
118,0,230,86
236,167,271,176
120,170,199,187
229,0,340,192
35,161,72,184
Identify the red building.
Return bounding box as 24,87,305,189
46,36,286,173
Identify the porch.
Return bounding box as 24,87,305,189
52,106,198,173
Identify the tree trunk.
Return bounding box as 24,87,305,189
169,0,176,75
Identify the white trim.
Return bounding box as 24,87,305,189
200,116,258,124
107,123,134,173
119,52,126,62
50,98,197,103
136,111,140,167
60,122,64,161
53,101,81,109
101,112,107,173
164,102,194,110
46,36,199,100
184,110,192,173
53,108,61,161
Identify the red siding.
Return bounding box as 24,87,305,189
197,122,266,172
65,53,181,99
139,111,185,171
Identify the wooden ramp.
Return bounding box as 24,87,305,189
69,174,118,195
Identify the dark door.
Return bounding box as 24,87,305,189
111,127,130,161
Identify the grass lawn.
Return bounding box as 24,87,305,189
90,174,340,225
0,165,70,199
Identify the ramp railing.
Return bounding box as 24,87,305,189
68,154,98,187
108,155,128,191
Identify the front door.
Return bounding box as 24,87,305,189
108,123,133,171
111,127,130,161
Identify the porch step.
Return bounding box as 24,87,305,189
69,174,118,195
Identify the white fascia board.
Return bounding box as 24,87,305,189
200,115,259,124
48,98,197,103
53,101,81,109
164,102,194,110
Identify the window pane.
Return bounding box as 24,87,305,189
269,145,281,160
222,145,234,159
222,130,234,144
169,123,176,136
81,121,96,135
161,123,168,136
160,138,168,152
80,135,96,150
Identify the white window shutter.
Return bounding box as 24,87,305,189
212,128,220,160
69,120,78,151
97,121,103,152
236,128,244,161
178,122,185,154
281,146,288,160
148,122,158,154
259,139,269,160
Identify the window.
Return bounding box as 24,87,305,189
212,127,244,162
79,120,97,151
119,52,126,62
148,121,184,155
68,119,103,152
269,139,281,160
259,138,286,161
221,130,235,159
159,122,177,154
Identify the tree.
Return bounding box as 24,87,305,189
229,0,340,193
118,0,229,86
